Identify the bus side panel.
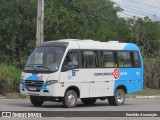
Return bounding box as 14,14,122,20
89,81,115,97
80,83,90,98
114,68,143,94
60,69,115,98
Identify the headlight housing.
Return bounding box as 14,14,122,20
20,79,25,84
46,80,58,86
20,76,25,84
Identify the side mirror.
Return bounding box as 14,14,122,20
61,66,69,72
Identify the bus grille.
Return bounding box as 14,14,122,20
25,80,44,92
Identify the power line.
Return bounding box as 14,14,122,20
124,10,151,17
123,9,160,19
120,12,135,18
127,0,160,9
116,1,154,13
116,2,153,13
115,2,160,19
116,3,153,15
120,7,154,17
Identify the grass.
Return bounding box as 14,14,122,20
131,88,160,96
0,64,21,81
0,63,21,93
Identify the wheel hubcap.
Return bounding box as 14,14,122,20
117,92,124,103
67,94,75,105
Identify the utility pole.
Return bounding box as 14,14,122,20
36,0,44,47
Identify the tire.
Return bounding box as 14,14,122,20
30,96,44,106
81,98,97,105
108,89,125,106
63,90,77,108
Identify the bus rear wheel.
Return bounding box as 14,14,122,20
63,90,77,108
30,96,44,106
81,98,97,105
108,89,125,106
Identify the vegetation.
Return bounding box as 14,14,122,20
0,64,21,94
144,56,160,89
0,0,160,94
131,88,160,96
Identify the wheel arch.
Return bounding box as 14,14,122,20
65,86,80,98
115,85,128,94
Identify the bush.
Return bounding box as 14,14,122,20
144,57,160,89
0,64,21,94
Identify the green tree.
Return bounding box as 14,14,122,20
44,0,122,41
125,17,160,55
0,0,37,66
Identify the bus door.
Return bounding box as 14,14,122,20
80,50,112,97
60,50,90,98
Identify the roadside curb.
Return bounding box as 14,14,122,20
135,95,160,99
1,95,160,99
0,97,6,99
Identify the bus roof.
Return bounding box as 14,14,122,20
40,39,140,51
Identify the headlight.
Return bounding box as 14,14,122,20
20,76,25,84
46,80,58,86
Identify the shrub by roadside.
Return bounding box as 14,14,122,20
0,64,21,95
144,57,160,89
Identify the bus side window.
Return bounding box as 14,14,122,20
117,52,133,67
82,51,98,68
62,51,79,71
134,52,140,67
101,51,115,67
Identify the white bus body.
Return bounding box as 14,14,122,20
20,39,143,108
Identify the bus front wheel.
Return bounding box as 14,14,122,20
63,90,77,108
30,96,44,106
108,89,125,106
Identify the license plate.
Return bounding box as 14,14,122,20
29,87,36,91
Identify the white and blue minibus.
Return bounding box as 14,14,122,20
20,39,143,108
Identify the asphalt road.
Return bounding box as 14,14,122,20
0,98,159,120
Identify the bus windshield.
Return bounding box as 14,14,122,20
24,46,65,73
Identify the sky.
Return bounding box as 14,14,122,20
112,0,160,20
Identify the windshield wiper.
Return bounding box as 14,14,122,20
35,65,51,71
26,65,51,71
26,65,36,70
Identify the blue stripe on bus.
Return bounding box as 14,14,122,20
41,84,47,90
22,84,26,89
124,43,137,50
114,68,143,94
25,75,39,81
25,75,47,90
114,43,143,94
